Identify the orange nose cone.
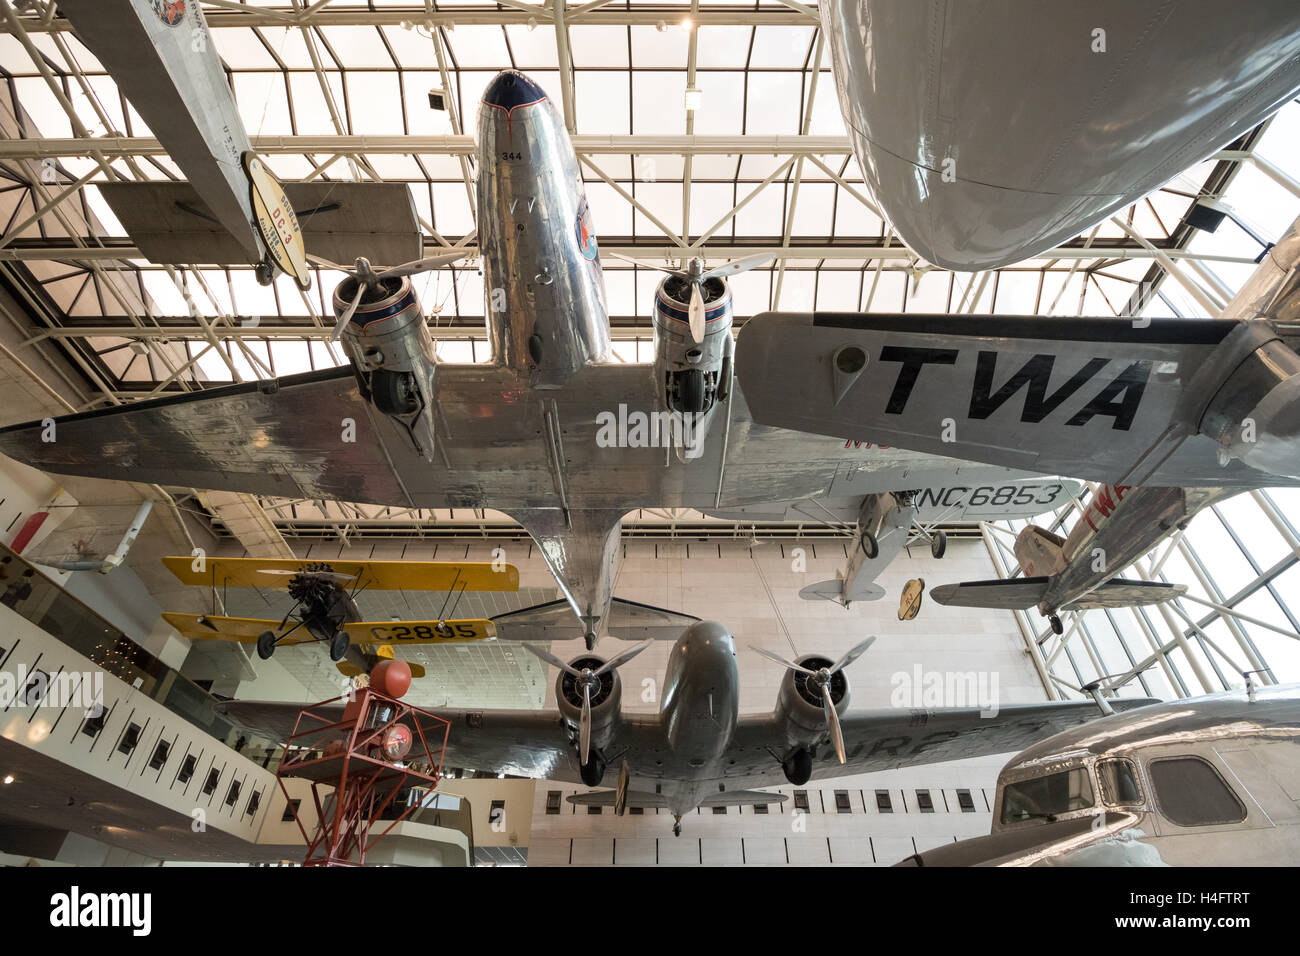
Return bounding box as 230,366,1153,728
370,659,412,699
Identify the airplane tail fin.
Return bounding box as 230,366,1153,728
491,597,701,641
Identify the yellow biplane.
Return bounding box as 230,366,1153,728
162,555,518,665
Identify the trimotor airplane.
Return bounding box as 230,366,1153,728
896,681,1300,866
819,0,1300,269
158,556,518,673
222,619,1156,835
0,70,1082,649
930,483,1224,634
733,214,1300,622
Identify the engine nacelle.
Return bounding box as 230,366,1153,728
555,654,622,755
1200,337,1300,480
652,274,733,421
773,655,850,753
334,275,438,458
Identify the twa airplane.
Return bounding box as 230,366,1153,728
0,70,1073,648
820,0,1300,269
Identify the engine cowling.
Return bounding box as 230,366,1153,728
773,655,850,753
652,274,733,416
555,654,622,755
334,275,438,456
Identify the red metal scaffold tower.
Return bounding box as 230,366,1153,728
275,660,451,866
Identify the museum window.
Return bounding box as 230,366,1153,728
545,790,562,814
916,790,934,813
225,780,241,807
875,790,893,813
281,799,301,822
245,791,260,816
956,789,976,812
628,806,644,815
148,739,170,771
587,804,601,814
177,754,197,785
712,805,727,814
1098,758,1143,807
118,721,142,756
1149,757,1246,827
753,803,769,814
201,768,219,796
82,709,107,740
793,790,809,812
834,790,852,813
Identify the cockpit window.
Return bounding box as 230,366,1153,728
1098,758,1143,807
1000,767,1094,825
1149,757,1246,827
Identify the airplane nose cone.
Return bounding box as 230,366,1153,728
482,70,548,110
684,621,735,654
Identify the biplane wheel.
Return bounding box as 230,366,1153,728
256,630,277,660
859,531,878,560
329,631,350,662
1049,614,1064,636
931,530,947,559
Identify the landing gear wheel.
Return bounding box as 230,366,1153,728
372,370,419,415
930,530,947,559
256,630,277,661
859,532,879,560
329,631,349,662
677,368,706,414
579,753,606,787
254,261,274,286
781,748,813,786
1049,614,1064,636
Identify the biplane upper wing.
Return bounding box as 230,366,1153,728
162,555,518,591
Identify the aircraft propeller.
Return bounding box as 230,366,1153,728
611,252,773,343
309,252,468,340
749,636,876,764
525,640,651,764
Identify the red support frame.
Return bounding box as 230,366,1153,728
274,687,451,867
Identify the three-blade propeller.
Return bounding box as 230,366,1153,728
526,640,651,764
749,636,876,764
611,252,773,343
309,252,468,340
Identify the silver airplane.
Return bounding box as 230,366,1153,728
896,682,1300,866
0,70,1075,649
223,620,1156,835
820,0,1300,269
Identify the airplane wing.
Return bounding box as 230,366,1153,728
219,699,665,786
735,312,1300,488
163,555,518,591
930,577,1187,610
491,597,700,641
162,613,321,645
720,698,1158,789
341,620,497,645
0,361,1060,513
